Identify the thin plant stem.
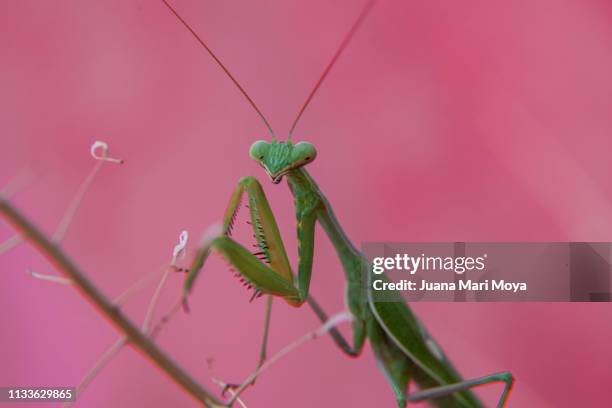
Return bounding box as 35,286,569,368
27,269,73,285
142,266,173,333
0,164,36,198
114,265,167,306
63,337,127,408
0,234,23,255
26,264,170,297
0,170,32,254
2,160,104,256
53,160,103,243
150,298,184,339
211,378,247,408
0,197,223,407
67,265,178,405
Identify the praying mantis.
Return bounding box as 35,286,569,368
161,1,514,406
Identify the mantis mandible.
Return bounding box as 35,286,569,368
161,1,514,406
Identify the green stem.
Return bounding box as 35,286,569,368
0,197,223,408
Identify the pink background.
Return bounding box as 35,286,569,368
2,0,612,406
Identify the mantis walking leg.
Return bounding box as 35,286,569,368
221,295,364,398
187,177,300,303
406,372,514,408
306,295,363,357
368,314,514,408
256,295,273,372
369,283,513,407
222,295,273,395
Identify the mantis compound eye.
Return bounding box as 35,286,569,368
249,140,270,161
292,141,317,164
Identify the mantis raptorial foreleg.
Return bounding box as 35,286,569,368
187,176,300,303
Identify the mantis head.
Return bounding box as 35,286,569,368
250,140,317,184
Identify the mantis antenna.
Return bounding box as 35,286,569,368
287,0,376,140
161,0,277,140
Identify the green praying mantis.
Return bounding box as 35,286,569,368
161,1,514,406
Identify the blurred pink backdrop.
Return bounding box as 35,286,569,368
2,0,612,407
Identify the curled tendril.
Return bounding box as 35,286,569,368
90,141,124,164
171,230,189,265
